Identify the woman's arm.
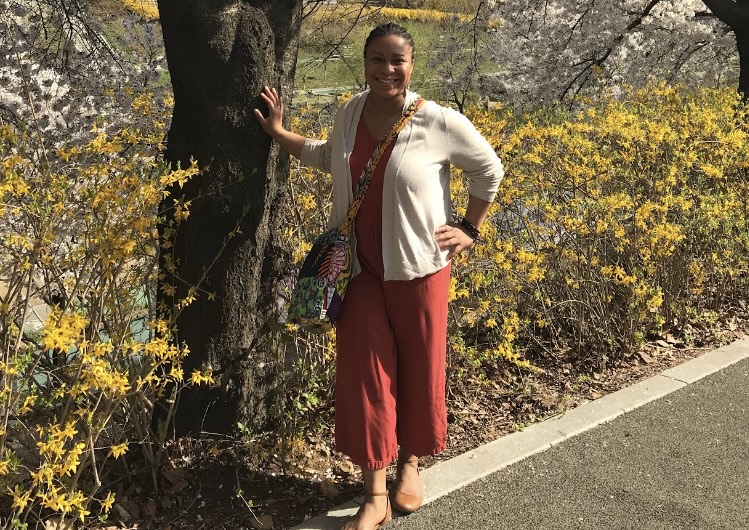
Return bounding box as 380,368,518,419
254,86,306,159
463,195,493,231
446,110,504,203
435,194,492,260
435,108,504,260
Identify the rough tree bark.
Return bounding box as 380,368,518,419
156,0,302,435
701,0,749,95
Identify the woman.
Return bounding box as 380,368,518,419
255,22,504,530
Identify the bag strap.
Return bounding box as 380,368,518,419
339,97,424,236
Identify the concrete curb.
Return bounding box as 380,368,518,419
291,336,749,530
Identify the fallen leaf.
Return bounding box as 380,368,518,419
639,351,655,364
112,503,133,524
319,478,339,499
339,459,355,475
161,467,186,485
171,479,190,493
146,498,157,517
122,499,139,518
538,393,560,409
251,515,274,529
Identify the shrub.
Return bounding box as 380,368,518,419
0,91,208,528
458,85,749,366
121,0,159,21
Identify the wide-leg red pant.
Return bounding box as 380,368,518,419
336,114,451,469
334,263,451,469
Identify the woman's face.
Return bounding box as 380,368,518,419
364,35,414,100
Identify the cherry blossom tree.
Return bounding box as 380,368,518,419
1,0,167,140
427,1,494,112
484,0,741,106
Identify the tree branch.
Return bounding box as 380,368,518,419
297,0,373,87
560,0,666,100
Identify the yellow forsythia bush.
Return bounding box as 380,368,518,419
0,91,210,527
456,85,749,367
369,7,473,25
363,6,499,29
121,0,159,20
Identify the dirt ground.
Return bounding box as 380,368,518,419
101,316,748,530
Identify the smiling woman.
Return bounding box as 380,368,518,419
362,27,415,140
253,22,505,530
364,25,414,95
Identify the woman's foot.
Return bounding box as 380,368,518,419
342,492,391,530
391,454,423,513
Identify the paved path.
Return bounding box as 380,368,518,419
294,338,749,530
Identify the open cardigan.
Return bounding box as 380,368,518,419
300,89,504,281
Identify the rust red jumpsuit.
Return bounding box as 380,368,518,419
334,116,451,469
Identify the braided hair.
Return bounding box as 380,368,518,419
363,22,415,59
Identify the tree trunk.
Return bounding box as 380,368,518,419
701,0,749,96
156,0,302,435
738,29,748,96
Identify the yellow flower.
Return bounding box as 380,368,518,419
109,442,129,459
447,277,458,302
100,491,116,514
11,485,32,510
190,369,215,386
169,366,184,381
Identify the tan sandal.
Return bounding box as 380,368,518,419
343,491,392,530
391,455,423,514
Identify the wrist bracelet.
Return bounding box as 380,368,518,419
459,217,484,244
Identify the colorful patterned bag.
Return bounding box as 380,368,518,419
287,98,424,332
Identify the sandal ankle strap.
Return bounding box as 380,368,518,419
365,491,389,497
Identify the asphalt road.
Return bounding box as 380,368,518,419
386,357,749,530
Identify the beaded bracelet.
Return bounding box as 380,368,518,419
459,217,484,244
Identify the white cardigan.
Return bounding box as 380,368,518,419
300,90,504,281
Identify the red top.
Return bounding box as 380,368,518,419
349,116,397,279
